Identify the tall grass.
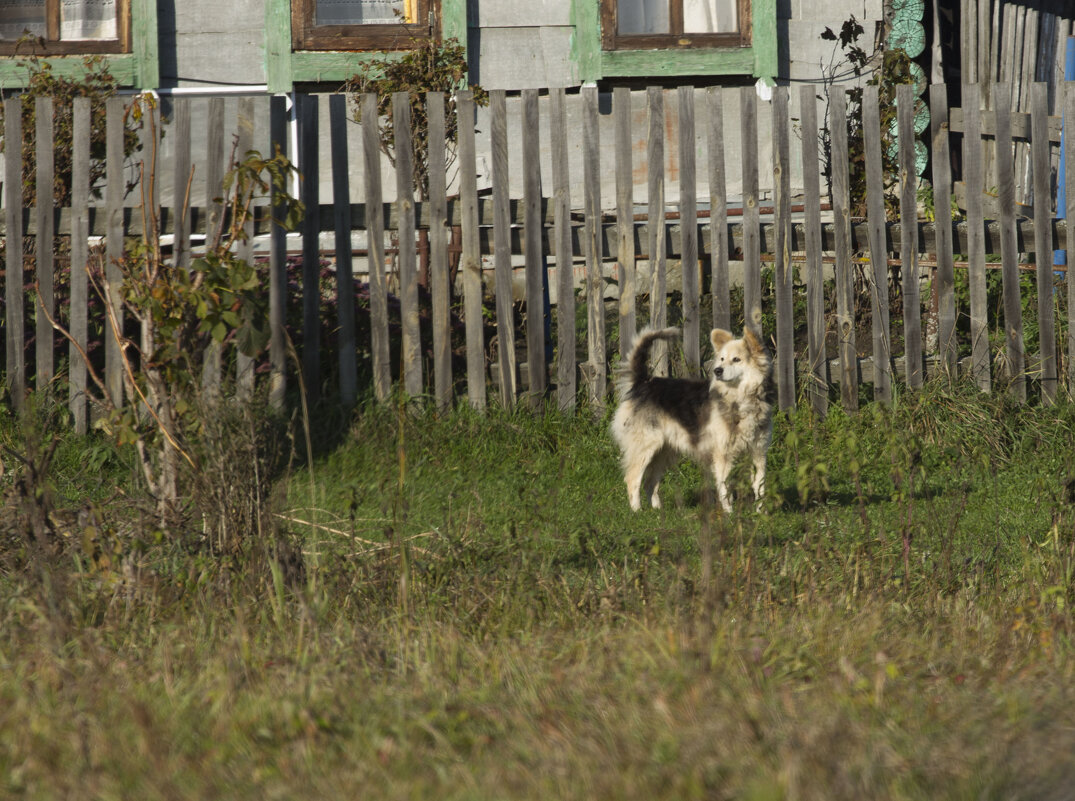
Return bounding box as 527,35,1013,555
2,384,1075,799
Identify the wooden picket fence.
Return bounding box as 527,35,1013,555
1,81,1074,430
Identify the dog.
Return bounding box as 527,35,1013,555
611,327,777,512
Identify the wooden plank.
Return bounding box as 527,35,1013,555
1067,82,1075,396
740,86,762,340
139,97,161,232
202,96,226,400
707,87,730,332
393,91,422,399
772,86,794,411
615,86,636,357
362,93,391,403
647,86,668,375
269,95,288,411
522,88,546,409
490,89,516,407
551,87,576,414
947,106,1064,143
171,97,192,271
583,85,606,406
298,94,321,402
1031,81,1057,404
235,96,256,401
3,198,1071,255
105,96,125,407
830,91,857,411
800,84,826,417
204,97,226,246
329,93,357,406
678,86,700,375
897,84,923,389
994,83,1026,402
862,85,892,403
3,98,25,408
456,90,486,411
69,97,90,433
963,83,991,394
427,92,453,413
929,82,958,381
35,96,55,389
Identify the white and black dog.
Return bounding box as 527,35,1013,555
611,327,777,512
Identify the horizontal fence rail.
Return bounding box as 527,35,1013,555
1,81,1074,426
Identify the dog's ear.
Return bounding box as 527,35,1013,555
743,327,766,357
710,329,733,351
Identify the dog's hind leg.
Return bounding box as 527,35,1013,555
642,447,676,509
623,442,661,511
750,448,767,511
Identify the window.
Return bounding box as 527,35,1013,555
291,0,436,51
602,0,750,50
0,0,129,55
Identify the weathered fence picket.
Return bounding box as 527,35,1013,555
995,84,1026,401
647,86,667,376
928,82,958,382
522,88,546,411
35,97,55,391
428,92,452,414
269,95,289,411
1067,82,1075,393
105,96,124,406
456,90,485,411
582,86,606,407
70,97,90,433
490,89,516,408
393,92,421,402
829,93,857,411
360,92,390,405
863,85,892,404
1031,82,1058,404
679,85,700,376
615,86,635,361
897,84,923,390
800,84,826,417
329,93,357,408
2,81,1074,426
740,86,761,342
171,97,192,271
550,87,575,414
299,93,320,401
236,96,256,401
772,87,794,411
707,87,730,334
964,83,990,394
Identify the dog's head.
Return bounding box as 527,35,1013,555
709,328,767,386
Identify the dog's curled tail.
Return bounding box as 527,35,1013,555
625,327,680,385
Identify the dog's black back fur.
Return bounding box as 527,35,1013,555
624,328,712,439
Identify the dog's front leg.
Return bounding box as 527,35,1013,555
712,457,733,512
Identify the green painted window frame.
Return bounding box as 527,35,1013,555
0,0,158,89
572,0,776,82
266,0,467,93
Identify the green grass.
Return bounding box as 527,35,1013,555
3,383,1075,799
